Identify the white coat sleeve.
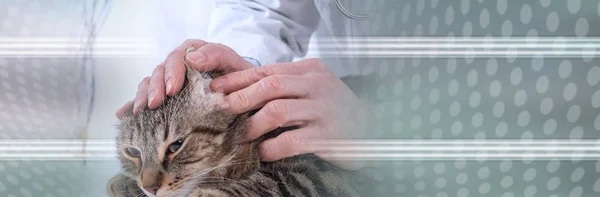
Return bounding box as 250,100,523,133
206,0,321,65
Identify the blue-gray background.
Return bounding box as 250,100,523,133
1,0,600,196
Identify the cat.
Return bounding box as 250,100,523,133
106,63,376,197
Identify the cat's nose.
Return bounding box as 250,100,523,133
143,184,160,195
141,169,163,195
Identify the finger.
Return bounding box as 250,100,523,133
164,39,210,96
223,75,311,114
147,64,166,109
245,99,319,141
259,126,365,170
184,43,255,75
210,59,323,93
258,126,321,162
133,77,151,115
115,100,134,119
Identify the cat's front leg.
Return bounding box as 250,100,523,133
106,173,146,197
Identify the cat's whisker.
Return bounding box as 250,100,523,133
185,179,244,187
134,191,146,197
201,176,246,184
196,151,242,178
183,147,242,183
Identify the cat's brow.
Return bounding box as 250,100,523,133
192,126,223,135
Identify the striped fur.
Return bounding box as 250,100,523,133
107,66,375,197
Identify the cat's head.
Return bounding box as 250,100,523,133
116,66,259,197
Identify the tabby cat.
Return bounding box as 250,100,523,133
106,63,375,197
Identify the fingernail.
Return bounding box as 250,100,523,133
186,51,205,63
166,78,173,94
148,90,156,107
132,104,139,115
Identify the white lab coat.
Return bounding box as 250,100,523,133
209,0,370,66
157,0,372,77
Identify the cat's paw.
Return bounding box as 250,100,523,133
106,174,146,197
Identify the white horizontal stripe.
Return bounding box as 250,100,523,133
314,51,599,55
0,140,113,144
0,146,116,151
0,51,154,58
1,43,597,49
0,37,152,43
3,146,598,151
309,37,600,42
1,139,597,145
309,44,598,48
321,153,600,158
0,153,118,161
315,146,600,151
2,51,597,58
0,139,598,160
310,139,600,145
4,36,600,42
2,37,598,58
0,43,155,49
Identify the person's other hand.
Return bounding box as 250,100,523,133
212,59,374,170
115,39,255,118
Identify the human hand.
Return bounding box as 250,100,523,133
212,58,375,170
115,39,256,117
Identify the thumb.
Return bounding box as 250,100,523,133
184,43,255,74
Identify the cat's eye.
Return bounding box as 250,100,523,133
125,147,141,158
168,139,184,154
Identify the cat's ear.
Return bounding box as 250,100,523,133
183,47,201,83
184,63,197,82
183,67,209,96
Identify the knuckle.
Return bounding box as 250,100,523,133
306,58,326,70
255,66,275,78
232,92,250,109
168,39,206,57
152,64,165,74
316,74,332,84
263,101,287,123
138,77,150,88
213,43,228,50
214,43,235,53
166,49,178,58
202,44,224,59
280,133,301,153
260,76,283,93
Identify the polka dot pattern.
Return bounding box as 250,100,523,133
356,0,600,196
1,0,98,196
0,161,86,196
0,58,82,140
